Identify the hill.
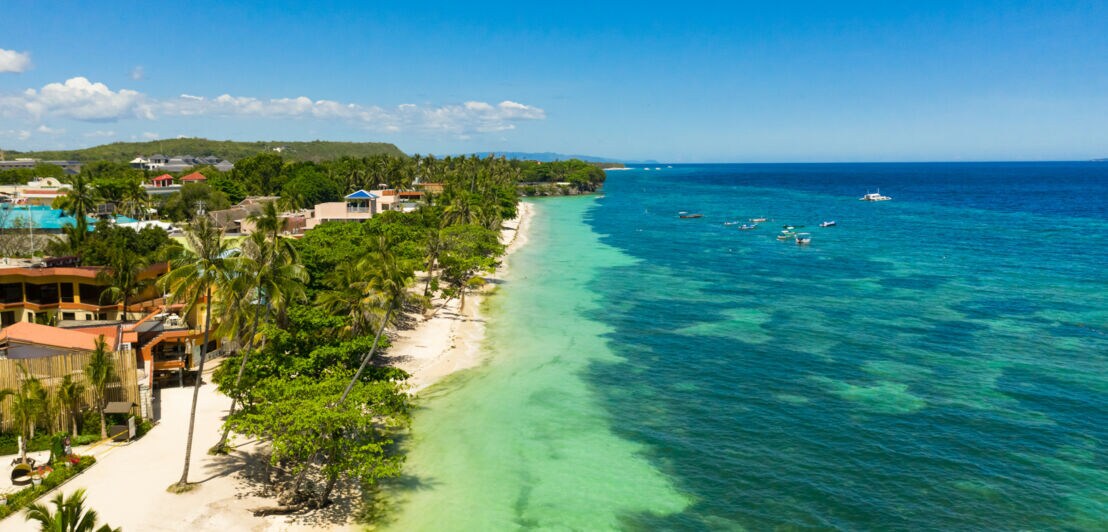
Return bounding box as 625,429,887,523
464,151,657,164
6,138,406,162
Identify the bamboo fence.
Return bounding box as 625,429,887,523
0,349,139,433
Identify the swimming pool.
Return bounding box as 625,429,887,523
0,205,137,230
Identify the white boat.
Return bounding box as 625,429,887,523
819,221,836,227
860,190,891,201
795,232,812,244
750,217,767,223
777,230,795,241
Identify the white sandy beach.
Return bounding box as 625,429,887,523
0,202,535,531
385,200,533,393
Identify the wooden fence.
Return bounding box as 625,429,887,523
0,349,140,433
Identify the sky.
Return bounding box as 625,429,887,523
1,0,1106,162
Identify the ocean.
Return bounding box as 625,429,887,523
386,163,1108,530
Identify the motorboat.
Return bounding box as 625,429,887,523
750,217,767,223
860,190,892,201
723,221,740,226
819,221,836,227
777,230,795,241
782,224,804,230
679,213,703,219
795,233,812,245
738,224,758,230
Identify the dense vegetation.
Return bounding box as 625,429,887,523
7,138,404,163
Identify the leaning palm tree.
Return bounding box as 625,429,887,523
158,216,239,491
57,375,86,438
335,236,414,403
24,488,120,532
84,336,115,440
97,248,151,323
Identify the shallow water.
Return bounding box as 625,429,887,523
388,163,1108,530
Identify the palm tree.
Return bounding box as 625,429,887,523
211,204,306,452
24,488,120,532
334,236,414,403
96,249,151,323
57,375,86,438
84,336,115,440
158,216,239,490
54,173,98,245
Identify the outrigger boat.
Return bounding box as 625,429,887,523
795,232,812,245
679,213,703,219
738,224,758,230
819,221,836,227
750,217,767,223
777,230,795,241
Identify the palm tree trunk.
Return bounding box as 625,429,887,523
338,305,393,404
423,255,436,297
176,285,212,487
71,411,79,438
214,305,263,450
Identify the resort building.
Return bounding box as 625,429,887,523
129,155,233,173
0,177,73,206
144,174,181,196
180,171,207,183
0,261,169,326
209,196,305,235
306,189,378,230
0,159,82,175
370,189,423,213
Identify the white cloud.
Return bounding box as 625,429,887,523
1,129,32,140
0,77,545,135
83,129,116,138
130,66,145,81
0,49,32,73
3,77,151,121
36,124,65,135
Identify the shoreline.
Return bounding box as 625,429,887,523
384,201,534,394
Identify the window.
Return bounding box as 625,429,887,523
96,312,108,321
1,311,14,326
60,283,74,303
79,284,105,304
0,283,22,304
61,312,75,321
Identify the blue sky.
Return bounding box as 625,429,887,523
1,1,1106,162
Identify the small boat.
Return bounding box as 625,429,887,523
795,233,812,245
723,221,740,226
782,224,804,230
679,213,703,219
750,217,767,223
819,221,836,227
860,190,892,201
739,224,758,230
777,230,795,241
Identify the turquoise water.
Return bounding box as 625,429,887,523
0,205,137,230
389,163,1107,530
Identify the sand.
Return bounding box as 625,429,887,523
0,202,535,531
385,201,533,393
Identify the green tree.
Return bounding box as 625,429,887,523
96,248,152,322
24,488,120,532
158,216,239,490
159,182,230,221
438,224,504,309
84,336,115,440
56,375,86,438
53,173,98,245
232,152,286,195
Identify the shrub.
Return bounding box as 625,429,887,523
0,456,96,520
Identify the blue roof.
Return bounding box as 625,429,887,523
345,189,377,200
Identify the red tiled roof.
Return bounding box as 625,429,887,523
181,172,207,182
152,174,173,182
1,322,117,351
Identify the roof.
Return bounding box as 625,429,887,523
152,174,174,181
180,172,207,182
103,401,136,414
1,321,117,352
345,190,377,200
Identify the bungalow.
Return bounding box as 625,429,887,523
180,172,207,183
305,190,377,230
370,189,423,213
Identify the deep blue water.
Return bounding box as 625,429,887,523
587,163,1107,530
